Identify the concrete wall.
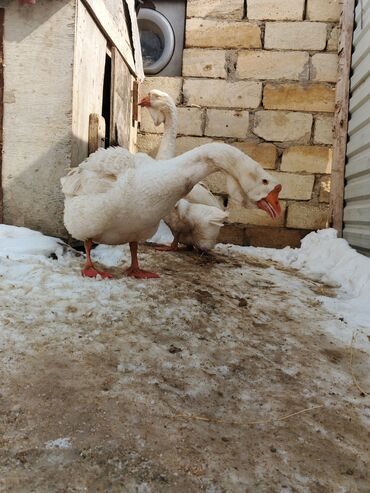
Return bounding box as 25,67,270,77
138,0,342,248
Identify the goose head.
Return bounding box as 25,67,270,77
225,165,282,219
201,144,282,219
139,89,176,126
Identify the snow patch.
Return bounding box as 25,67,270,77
218,228,370,340
0,225,62,258
45,437,72,449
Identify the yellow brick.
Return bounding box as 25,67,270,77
177,107,203,136
227,201,286,227
186,18,262,49
218,224,245,245
175,136,213,155
205,109,250,138
281,146,332,173
265,22,327,50
139,77,182,104
311,53,338,83
138,134,214,158
307,0,341,21
271,171,315,200
327,26,340,52
184,79,262,109
319,176,331,203
187,0,244,19
237,50,309,80
182,49,226,78
203,172,227,194
140,107,203,136
287,203,329,229
314,116,334,145
137,133,161,158
248,0,305,20
263,83,336,113
253,111,313,142
232,142,277,169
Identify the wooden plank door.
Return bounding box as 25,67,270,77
72,0,107,165
110,46,133,149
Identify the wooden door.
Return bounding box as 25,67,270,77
72,1,107,165
110,46,134,150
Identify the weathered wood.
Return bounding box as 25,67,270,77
2,0,76,237
132,79,139,126
110,46,133,149
330,0,356,235
72,1,106,165
0,8,3,223
125,0,145,81
81,0,137,77
88,114,106,154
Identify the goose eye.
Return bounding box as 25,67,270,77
262,179,269,185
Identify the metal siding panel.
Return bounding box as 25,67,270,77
352,27,370,68
343,201,370,223
344,175,370,200
346,121,370,157
344,1,370,255
346,148,370,178
350,51,370,90
348,96,370,135
343,226,370,256
350,79,370,112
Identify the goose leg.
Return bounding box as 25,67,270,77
82,239,113,279
155,233,180,252
124,242,160,279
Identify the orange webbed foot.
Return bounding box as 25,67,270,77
82,266,113,279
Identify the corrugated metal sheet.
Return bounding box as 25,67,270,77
343,0,370,256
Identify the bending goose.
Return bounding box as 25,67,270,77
139,89,228,251
61,143,282,279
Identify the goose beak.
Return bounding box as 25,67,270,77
138,95,151,107
257,184,282,219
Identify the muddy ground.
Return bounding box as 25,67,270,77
0,245,369,492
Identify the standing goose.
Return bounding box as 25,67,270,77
61,143,282,279
139,89,228,252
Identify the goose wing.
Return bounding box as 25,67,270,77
61,147,135,197
186,183,224,210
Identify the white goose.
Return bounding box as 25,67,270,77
139,89,228,251
61,143,282,279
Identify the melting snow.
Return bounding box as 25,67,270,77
217,228,370,342
45,437,72,449
0,225,369,348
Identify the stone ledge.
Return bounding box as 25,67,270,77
243,226,308,248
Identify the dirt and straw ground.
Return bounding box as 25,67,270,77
0,244,369,492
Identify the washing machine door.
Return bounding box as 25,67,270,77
137,8,175,75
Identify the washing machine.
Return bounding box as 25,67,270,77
137,0,186,76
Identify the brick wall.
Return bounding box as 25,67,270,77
138,0,342,248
